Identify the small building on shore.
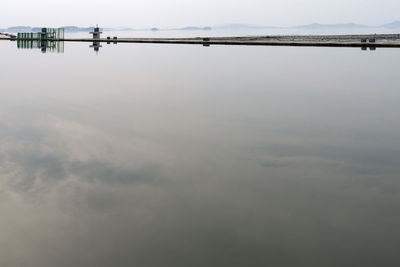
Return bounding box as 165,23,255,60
90,26,102,39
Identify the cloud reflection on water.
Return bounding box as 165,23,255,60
1,112,399,267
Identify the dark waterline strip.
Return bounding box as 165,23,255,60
3,34,400,48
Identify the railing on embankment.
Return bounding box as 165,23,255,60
17,28,64,41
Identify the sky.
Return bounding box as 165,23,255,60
1,0,400,28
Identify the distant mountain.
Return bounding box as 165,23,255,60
3,26,130,32
173,26,212,31
215,24,279,30
7,26,32,32
61,26,95,32
2,21,400,33
103,27,135,31
3,26,95,32
381,21,400,28
293,23,369,29
30,26,94,32
31,27,45,32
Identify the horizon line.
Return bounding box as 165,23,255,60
1,20,400,30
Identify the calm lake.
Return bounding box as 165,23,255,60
0,39,399,267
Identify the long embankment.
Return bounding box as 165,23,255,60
64,34,400,48
2,33,400,48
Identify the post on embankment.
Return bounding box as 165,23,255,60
90,26,102,39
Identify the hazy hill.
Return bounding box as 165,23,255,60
61,26,95,32
214,23,373,30
3,26,99,32
293,23,368,29
6,26,32,32
381,21,400,28
2,21,400,33
215,24,279,30
170,26,212,31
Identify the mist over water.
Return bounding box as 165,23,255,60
0,40,400,266
63,27,400,39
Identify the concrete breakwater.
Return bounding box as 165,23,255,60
2,33,400,48
64,34,400,48
0,33,9,39
0,32,17,39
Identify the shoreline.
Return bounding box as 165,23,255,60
2,33,400,48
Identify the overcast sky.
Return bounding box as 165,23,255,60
1,0,399,28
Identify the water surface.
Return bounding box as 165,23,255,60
0,40,399,266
